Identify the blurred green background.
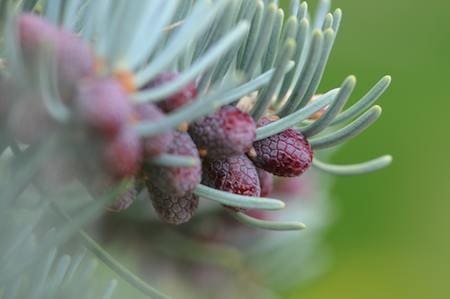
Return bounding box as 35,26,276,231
279,0,450,298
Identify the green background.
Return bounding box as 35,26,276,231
280,0,450,298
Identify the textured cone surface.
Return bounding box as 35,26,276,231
202,155,261,197
146,72,197,113
147,182,199,225
252,117,313,177
257,168,273,197
75,77,131,138
189,106,256,158
146,131,201,196
134,103,173,157
103,126,141,178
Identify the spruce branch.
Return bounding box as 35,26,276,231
0,0,394,297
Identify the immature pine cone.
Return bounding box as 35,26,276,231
133,103,173,158
251,117,313,177
147,182,199,225
146,131,201,196
146,72,197,113
202,155,261,197
189,106,256,159
74,77,131,138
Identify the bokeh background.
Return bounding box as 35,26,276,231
279,0,450,298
